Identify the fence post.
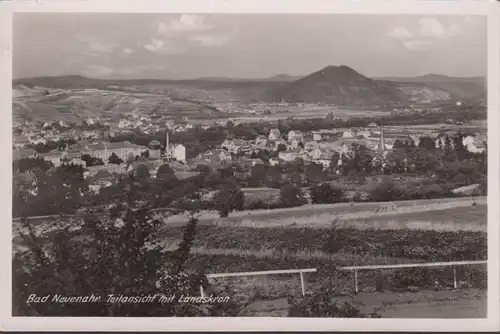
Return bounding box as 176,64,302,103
354,269,359,294
299,271,306,296
200,285,205,297
453,266,457,289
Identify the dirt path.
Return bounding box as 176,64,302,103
240,289,486,317
380,298,486,318
164,197,486,232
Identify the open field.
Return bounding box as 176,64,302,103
385,120,487,134
165,196,486,232
242,187,281,203
230,108,391,122
12,196,486,242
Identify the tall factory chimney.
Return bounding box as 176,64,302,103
165,130,170,158
379,125,385,153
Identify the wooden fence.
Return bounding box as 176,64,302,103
201,261,487,297
338,260,487,293
200,268,317,297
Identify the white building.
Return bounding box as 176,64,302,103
169,144,186,163
268,128,282,141
165,132,187,163
312,132,322,141
287,130,303,142
342,130,355,138
462,136,486,153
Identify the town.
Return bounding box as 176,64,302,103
10,11,490,321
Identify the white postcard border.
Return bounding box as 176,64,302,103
0,0,498,331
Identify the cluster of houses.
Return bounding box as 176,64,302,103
191,124,487,171
13,131,187,172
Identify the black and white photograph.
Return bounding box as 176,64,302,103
1,0,499,331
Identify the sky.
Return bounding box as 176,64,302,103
13,13,487,80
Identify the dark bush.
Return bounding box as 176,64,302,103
212,184,244,217
279,183,307,208
310,183,343,204
287,288,379,317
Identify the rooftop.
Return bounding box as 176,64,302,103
148,140,162,148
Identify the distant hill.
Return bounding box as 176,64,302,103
264,74,304,82
375,74,486,101
14,69,475,106
262,65,412,106
377,74,485,85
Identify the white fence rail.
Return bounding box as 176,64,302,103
201,268,317,297
338,260,487,293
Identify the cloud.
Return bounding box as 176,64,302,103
144,38,185,54
121,48,134,55
158,15,212,35
387,17,462,50
145,15,228,53
190,34,230,47
77,35,120,54
144,38,164,52
387,27,414,40
417,18,460,39
402,39,431,50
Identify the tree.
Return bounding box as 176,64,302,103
264,166,283,188
12,207,230,316
195,164,212,175
452,132,469,160
305,162,324,184
13,164,89,218
134,164,150,181
249,164,267,187
157,164,175,178
108,153,124,165
13,157,54,173
126,153,135,165
277,143,287,153
258,150,270,164
156,164,178,187
327,151,340,171
368,181,403,202
279,183,307,208
310,183,343,204
81,154,104,167
393,139,405,150
347,144,374,174
418,136,436,151
212,184,244,218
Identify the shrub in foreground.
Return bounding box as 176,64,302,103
287,288,380,317
12,207,233,317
